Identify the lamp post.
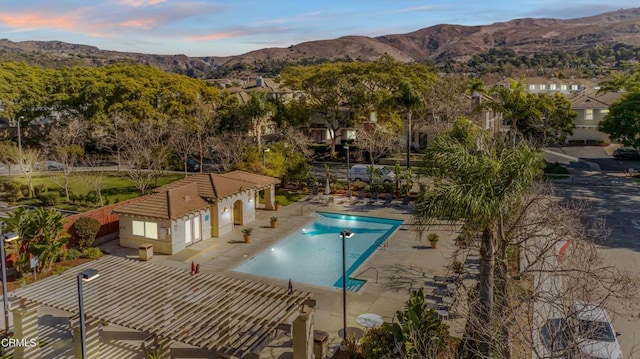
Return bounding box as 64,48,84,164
16,116,23,154
262,147,270,167
77,269,99,359
0,223,19,340
340,229,354,341
345,145,350,197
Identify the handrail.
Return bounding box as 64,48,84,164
353,266,378,283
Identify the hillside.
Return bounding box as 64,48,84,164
1,7,639,78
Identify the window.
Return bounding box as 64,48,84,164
550,84,556,90
571,85,579,91
528,84,535,90
132,220,158,239
560,85,567,90
540,84,546,90
585,109,594,120
601,109,609,114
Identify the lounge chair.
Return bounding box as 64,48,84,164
382,194,393,206
352,191,365,204
369,191,379,204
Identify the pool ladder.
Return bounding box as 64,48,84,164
352,266,379,284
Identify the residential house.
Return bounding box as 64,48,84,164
495,77,597,94
114,170,279,255
567,89,623,144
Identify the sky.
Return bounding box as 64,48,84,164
0,0,638,57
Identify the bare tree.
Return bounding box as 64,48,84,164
77,156,108,207
353,122,400,165
121,119,171,194
280,126,314,161
18,149,41,198
168,120,196,176
48,118,87,201
449,183,640,359
208,131,252,172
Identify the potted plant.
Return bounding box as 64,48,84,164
451,259,464,274
428,233,439,249
270,216,278,228
241,227,253,243
274,200,281,211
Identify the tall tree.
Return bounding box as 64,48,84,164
488,79,575,146
414,118,544,357
598,92,640,147
239,91,274,150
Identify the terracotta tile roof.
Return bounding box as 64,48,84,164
153,171,279,201
220,170,280,187
114,182,208,219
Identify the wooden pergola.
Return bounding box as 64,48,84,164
11,255,311,358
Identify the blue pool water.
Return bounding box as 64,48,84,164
234,212,403,291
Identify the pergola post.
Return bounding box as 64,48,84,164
72,318,100,359
292,307,315,359
12,301,41,359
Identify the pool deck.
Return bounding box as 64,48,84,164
38,195,476,358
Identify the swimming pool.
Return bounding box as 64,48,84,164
234,212,403,291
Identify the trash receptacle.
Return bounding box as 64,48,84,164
313,330,329,359
139,244,153,261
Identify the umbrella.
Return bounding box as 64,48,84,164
325,176,331,195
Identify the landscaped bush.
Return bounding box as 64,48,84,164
33,184,47,197
73,217,101,249
81,247,104,259
63,248,82,261
544,161,570,175
38,192,60,206
19,184,30,197
351,181,368,191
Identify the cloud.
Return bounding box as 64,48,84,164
0,9,106,35
186,25,289,42
119,0,167,7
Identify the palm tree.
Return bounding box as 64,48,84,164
414,118,543,357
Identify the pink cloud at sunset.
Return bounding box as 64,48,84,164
119,0,167,7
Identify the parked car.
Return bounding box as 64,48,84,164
186,158,201,172
349,164,396,183
570,302,623,359
612,147,640,160
34,161,65,171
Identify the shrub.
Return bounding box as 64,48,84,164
81,247,104,259
74,217,101,249
63,248,82,261
38,192,60,206
427,233,440,243
34,184,47,197
19,184,30,197
360,326,395,359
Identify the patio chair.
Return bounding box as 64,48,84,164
352,191,365,204
369,191,379,204
382,194,393,207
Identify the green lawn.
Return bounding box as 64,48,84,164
0,171,185,210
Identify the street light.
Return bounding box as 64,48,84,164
16,117,23,154
0,223,19,340
77,269,99,359
340,229,354,341
345,145,350,197
262,148,270,167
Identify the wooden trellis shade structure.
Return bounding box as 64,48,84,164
11,255,311,357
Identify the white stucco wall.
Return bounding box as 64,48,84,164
213,190,256,237
118,208,210,255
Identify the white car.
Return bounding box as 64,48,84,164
571,302,623,359
349,164,396,183
34,161,65,171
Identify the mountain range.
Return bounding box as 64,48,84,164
1,7,639,78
